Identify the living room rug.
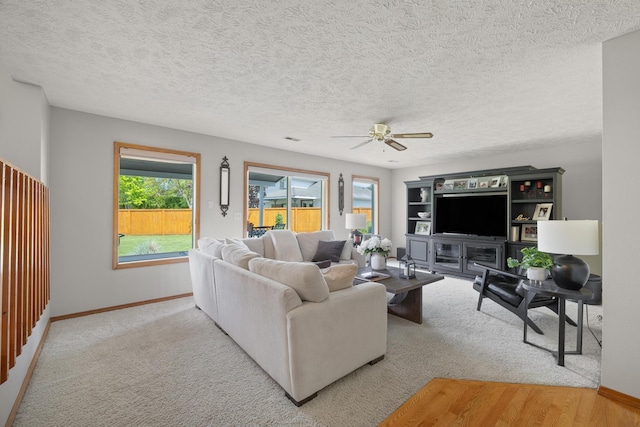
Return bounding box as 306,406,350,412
13,276,602,426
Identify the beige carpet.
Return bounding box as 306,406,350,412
14,276,602,426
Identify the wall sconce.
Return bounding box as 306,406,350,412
338,173,344,216
220,156,230,216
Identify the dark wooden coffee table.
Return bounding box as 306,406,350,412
356,266,444,324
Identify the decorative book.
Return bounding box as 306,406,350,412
357,271,390,282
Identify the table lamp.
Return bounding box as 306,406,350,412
537,220,599,290
345,213,367,247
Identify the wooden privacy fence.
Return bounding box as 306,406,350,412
119,207,371,236
119,209,192,235
248,208,318,232
0,159,50,385
248,207,372,233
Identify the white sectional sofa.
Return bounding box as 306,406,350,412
188,230,387,405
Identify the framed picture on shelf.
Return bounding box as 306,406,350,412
490,177,501,187
443,180,454,190
415,221,431,235
532,203,553,220
453,180,467,190
521,225,538,242
467,178,478,189
479,179,489,188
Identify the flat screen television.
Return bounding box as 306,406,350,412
434,194,507,238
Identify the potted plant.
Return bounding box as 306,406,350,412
507,247,553,282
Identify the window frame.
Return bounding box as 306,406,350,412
113,141,201,269
244,162,330,236
352,175,379,235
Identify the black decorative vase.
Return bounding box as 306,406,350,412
550,254,590,290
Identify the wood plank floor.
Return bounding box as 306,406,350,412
379,378,640,426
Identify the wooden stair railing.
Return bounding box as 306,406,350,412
0,159,50,385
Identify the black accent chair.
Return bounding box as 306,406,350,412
472,263,576,334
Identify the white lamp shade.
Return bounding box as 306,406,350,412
537,220,599,255
345,213,367,229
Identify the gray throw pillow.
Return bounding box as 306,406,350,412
313,259,332,269
312,240,346,263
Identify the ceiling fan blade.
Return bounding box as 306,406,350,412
385,139,407,151
331,135,370,138
351,139,372,150
391,132,433,139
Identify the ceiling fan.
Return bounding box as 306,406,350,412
332,123,433,151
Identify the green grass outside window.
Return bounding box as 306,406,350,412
118,234,192,257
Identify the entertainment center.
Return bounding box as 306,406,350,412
405,165,564,278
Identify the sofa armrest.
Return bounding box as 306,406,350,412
285,282,387,402
188,249,219,322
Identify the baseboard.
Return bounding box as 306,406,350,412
5,320,51,427
50,293,193,322
598,385,640,410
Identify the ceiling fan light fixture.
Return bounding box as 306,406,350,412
372,123,390,136
370,123,391,140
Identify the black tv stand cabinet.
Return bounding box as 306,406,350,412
405,166,563,279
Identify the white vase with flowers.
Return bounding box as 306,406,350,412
357,236,393,271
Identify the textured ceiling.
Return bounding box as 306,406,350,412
1,1,640,169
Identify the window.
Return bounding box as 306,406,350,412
113,142,200,269
245,163,329,236
352,175,379,235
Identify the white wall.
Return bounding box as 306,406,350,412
0,63,50,427
49,107,391,317
0,68,49,181
601,29,640,399
390,138,603,274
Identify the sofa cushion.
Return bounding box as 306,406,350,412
340,239,354,261
221,244,261,270
312,240,346,263
198,237,226,258
321,263,358,292
225,237,249,248
267,230,304,262
241,237,265,257
248,258,329,302
296,230,336,261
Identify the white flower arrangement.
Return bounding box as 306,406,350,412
357,236,393,257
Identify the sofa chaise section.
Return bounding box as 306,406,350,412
214,259,386,405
